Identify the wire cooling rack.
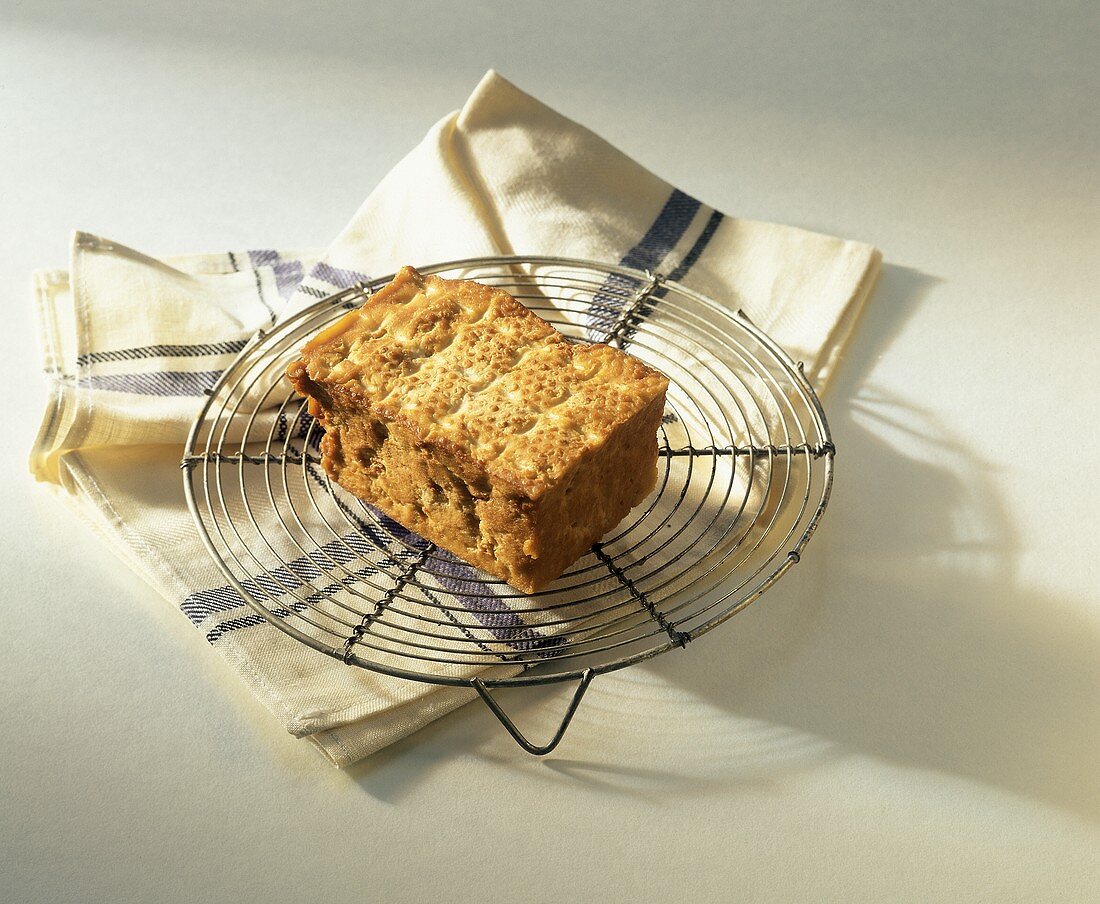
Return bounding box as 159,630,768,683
181,256,835,754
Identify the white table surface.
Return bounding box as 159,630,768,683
3,2,1098,901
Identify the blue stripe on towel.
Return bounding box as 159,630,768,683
586,189,700,339
76,340,248,368
310,261,371,290
666,208,724,283
247,250,306,300
181,532,399,626
621,189,702,272
617,207,727,349
587,189,724,341
79,370,223,397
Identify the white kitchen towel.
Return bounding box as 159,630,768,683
30,70,880,766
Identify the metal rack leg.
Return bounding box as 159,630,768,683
472,669,595,756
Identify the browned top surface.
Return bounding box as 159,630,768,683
295,266,668,497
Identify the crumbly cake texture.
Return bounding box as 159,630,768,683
286,266,669,594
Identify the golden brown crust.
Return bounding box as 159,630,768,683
287,266,669,593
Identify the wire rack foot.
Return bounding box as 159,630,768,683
472,669,595,755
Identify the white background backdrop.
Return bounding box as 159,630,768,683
2,2,1098,901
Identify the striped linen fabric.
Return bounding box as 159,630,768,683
30,70,880,765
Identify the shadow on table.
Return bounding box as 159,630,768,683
589,264,1100,819
349,264,1100,820
647,407,1100,820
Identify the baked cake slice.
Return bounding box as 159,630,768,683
286,266,668,594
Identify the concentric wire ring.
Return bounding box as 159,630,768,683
182,256,835,689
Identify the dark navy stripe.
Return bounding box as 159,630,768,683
617,207,726,347
246,249,279,266
272,412,317,449
205,603,337,643
76,340,248,368
665,208,724,283
620,189,702,272
421,585,497,656
182,530,401,626
206,613,268,643
587,189,702,340
310,261,370,290
427,552,564,653
247,249,306,300
78,370,223,396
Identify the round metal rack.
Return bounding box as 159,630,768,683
182,256,835,754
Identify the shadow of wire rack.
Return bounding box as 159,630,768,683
181,256,835,755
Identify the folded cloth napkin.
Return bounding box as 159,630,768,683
30,70,880,765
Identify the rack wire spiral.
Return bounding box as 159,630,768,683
182,256,835,753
